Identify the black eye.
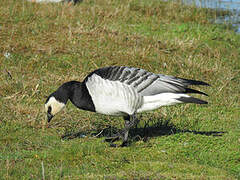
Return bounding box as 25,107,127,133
48,106,52,114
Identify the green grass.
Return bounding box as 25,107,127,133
0,0,240,179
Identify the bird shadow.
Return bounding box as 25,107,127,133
61,118,226,143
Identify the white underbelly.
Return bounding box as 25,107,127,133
137,93,190,113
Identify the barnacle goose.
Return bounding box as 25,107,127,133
45,66,209,147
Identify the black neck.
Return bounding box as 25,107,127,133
56,81,95,112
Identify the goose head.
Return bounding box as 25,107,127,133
45,95,66,122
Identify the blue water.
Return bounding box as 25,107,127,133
181,0,240,33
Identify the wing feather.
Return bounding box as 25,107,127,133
85,66,208,96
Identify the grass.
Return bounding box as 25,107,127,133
0,0,240,179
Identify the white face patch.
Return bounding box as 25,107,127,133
45,96,65,116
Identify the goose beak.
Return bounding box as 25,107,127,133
47,113,53,123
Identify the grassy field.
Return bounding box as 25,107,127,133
0,0,239,179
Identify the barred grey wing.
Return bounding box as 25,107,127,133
85,66,208,96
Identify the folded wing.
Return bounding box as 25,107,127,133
85,66,209,97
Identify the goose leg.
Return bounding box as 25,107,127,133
105,114,139,147
121,114,139,147
104,115,131,143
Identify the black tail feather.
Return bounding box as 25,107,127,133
177,96,208,104
185,88,208,96
180,78,210,86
